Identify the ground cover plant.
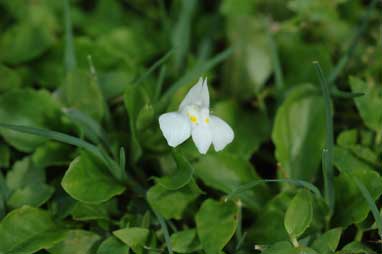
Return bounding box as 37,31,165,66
0,0,381,253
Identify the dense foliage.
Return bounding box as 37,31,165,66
0,0,381,253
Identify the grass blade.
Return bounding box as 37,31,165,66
266,18,284,94
352,175,382,238
134,50,173,87
0,123,126,182
151,207,173,254
64,0,76,73
313,61,335,212
226,179,322,201
64,108,109,146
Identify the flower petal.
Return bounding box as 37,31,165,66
159,112,191,147
210,116,234,151
179,77,209,110
201,77,209,109
192,124,212,154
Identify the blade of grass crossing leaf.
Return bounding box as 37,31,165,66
352,175,382,238
328,0,379,84
64,0,76,73
227,179,322,201
159,48,232,110
64,108,109,147
134,50,173,86
313,61,335,212
152,207,173,254
0,123,125,182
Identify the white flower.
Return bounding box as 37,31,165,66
159,77,234,154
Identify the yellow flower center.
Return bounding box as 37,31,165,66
190,115,198,123
205,118,209,124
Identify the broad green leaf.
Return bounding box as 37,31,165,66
62,69,105,121
249,192,292,244
195,199,238,254
0,65,21,92
61,151,125,204
272,84,326,180
194,153,270,210
311,228,342,254
350,77,382,131
0,206,66,254
32,142,73,168
155,151,194,190
170,229,202,253
213,101,270,158
333,170,382,227
261,241,294,254
70,200,115,221
284,189,313,238
48,230,100,254
98,71,135,100
0,7,57,64
0,89,62,152
333,146,382,227
7,183,54,209
113,227,149,253
278,35,333,87
337,129,357,147
337,241,376,254
147,181,201,220
6,157,53,208
223,17,272,97
97,236,129,254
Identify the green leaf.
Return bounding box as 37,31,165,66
70,201,115,221
194,153,270,210
97,236,130,254
284,189,313,238
223,17,272,97
195,199,238,254
337,241,376,254
0,8,57,64
5,157,53,208
212,101,270,158
333,146,382,227
272,84,326,180
146,181,201,220
7,183,54,209
0,65,21,92
48,230,101,254
0,206,66,254
113,227,149,252
61,151,125,204
261,241,294,254
0,89,62,152
170,229,202,253
249,192,293,244
311,228,342,254
350,76,382,132
62,69,105,121
155,151,194,190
